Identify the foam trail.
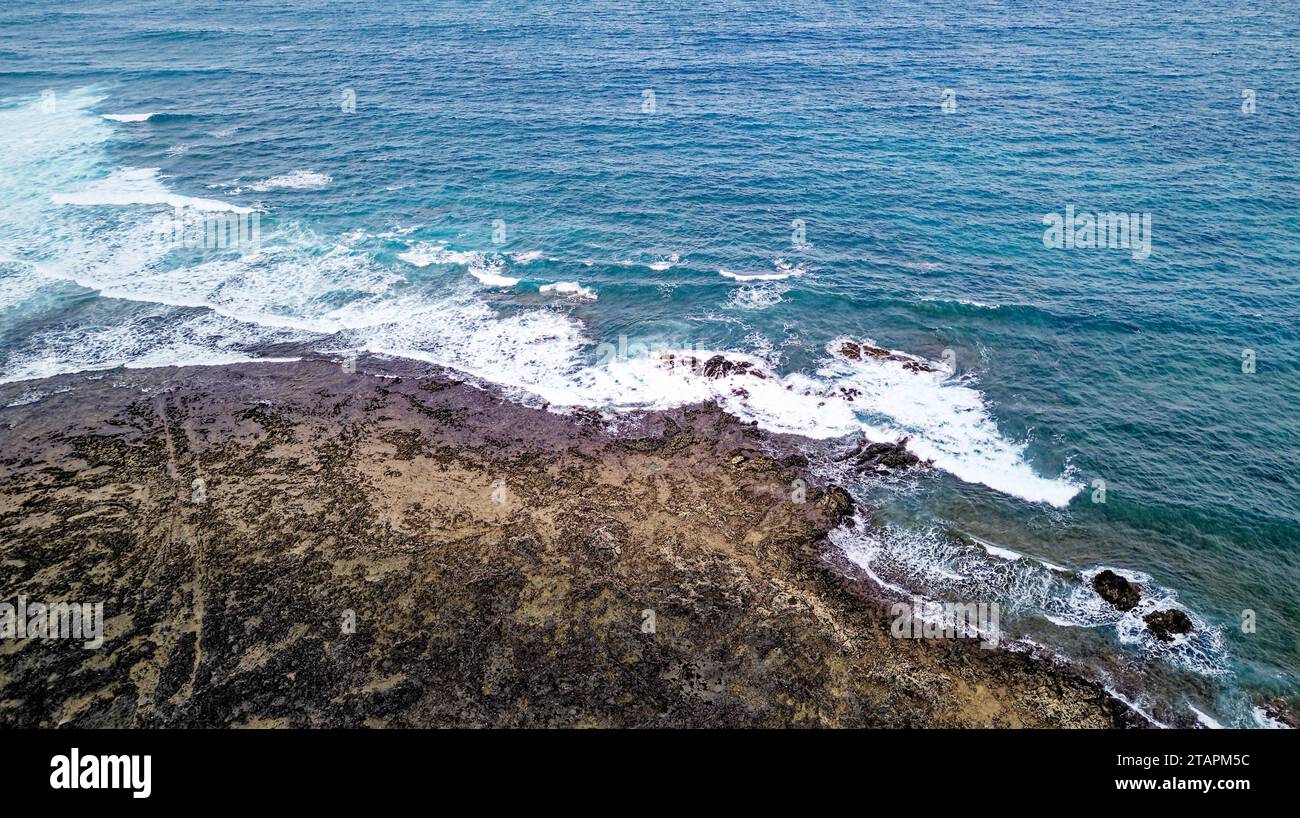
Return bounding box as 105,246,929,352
720,269,796,282
102,112,157,122
247,171,332,192
719,259,805,282
398,243,518,287
52,167,251,212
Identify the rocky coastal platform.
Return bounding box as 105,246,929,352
0,358,1138,727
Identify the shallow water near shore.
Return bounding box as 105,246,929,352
1,0,1298,726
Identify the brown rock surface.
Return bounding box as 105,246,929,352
0,358,1136,728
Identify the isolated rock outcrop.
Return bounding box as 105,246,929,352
700,354,762,379
1092,570,1142,612
836,436,930,474
838,341,937,373
1143,609,1193,642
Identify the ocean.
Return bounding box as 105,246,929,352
1,0,1297,727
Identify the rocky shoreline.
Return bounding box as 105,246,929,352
0,357,1139,727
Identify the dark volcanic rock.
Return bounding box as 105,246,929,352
836,436,928,474
700,355,731,378
700,355,756,379
1092,570,1142,612
838,340,937,373
1143,609,1193,642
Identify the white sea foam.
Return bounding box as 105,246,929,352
0,309,304,385
84,247,1064,507
51,167,250,212
62,223,405,335
620,253,680,272
397,243,477,267
648,253,680,271
1056,567,1228,676
539,281,597,300
247,170,332,192
397,243,519,287
354,294,587,399
4,102,408,372
725,282,785,310
980,542,1024,562
719,269,789,282
1251,707,1291,729
102,112,157,123
0,264,57,312
719,258,806,282
1190,706,1224,729
1104,686,1170,728
820,338,1081,506
3,94,256,343
920,295,1001,310
470,268,518,287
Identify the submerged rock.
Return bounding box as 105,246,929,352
1092,569,1142,612
1143,609,1193,642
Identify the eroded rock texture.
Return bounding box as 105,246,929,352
0,359,1135,728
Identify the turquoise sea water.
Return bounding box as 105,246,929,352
1,0,1297,726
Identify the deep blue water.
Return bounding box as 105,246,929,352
1,0,1297,726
